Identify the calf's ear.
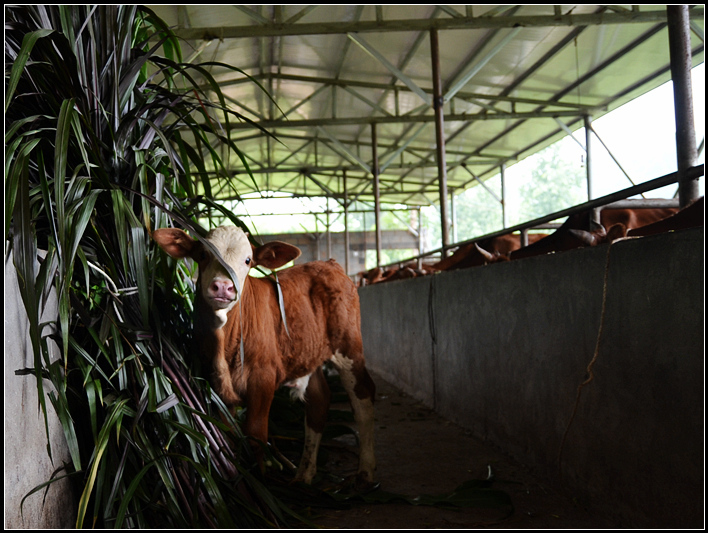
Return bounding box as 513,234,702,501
254,241,301,270
153,228,196,259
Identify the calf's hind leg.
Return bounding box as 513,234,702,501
294,366,331,484
330,351,376,488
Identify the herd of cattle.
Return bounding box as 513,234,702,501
357,196,704,286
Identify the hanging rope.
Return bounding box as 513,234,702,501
427,273,438,410
556,238,626,473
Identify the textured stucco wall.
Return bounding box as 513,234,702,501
5,252,77,528
358,227,704,528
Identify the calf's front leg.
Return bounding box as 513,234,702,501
243,374,277,471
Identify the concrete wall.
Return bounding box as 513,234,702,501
4,252,77,528
358,227,704,528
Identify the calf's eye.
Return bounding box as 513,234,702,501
245,257,251,265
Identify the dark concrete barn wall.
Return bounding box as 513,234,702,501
358,227,704,528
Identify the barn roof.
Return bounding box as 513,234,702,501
147,5,705,208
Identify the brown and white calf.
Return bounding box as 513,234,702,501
153,225,376,486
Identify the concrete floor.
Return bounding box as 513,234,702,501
309,371,621,529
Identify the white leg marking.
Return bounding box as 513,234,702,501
283,373,311,402
330,351,356,388
295,424,322,484
351,396,376,481
330,351,376,481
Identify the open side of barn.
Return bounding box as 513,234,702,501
358,227,704,528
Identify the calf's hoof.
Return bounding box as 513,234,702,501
335,472,380,495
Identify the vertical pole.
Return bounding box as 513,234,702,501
417,208,423,269
667,5,699,207
343,170,350,275
326,198,332,259
371,123,382,267
584,114,600,224
500,163,507,228
584,115,594,201
520,228,529,247
362,211,367,270
430,29,450,257
450,189,457,243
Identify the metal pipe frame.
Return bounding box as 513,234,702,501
167,5,704,247
430,28,450,256
379,164,704,270
173,9,700,41
667,5,700,206
371,123,382,266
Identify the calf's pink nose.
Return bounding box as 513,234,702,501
209,279,236,300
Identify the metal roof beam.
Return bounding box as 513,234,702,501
444,27,522,101
459,164,502,203
316,126,372,173
238,129,513,160
283,5,319,25
280,83,329,118
233,5,270,25
346,33,432,105
554,118,586,152
226,109,590,130
172,9,702,40
221,73,606,112
389,7,604,191
272,138,315,167
226,158,509,176
341,85,393,117
402,18,676,193
380,124,427,172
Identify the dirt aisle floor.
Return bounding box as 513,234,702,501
308,371,620,529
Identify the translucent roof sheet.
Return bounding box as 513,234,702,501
148,5,704,207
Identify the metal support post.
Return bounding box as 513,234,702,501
500,163,507,228
584,115,600,224
584,115,594,201
343,170,350,275
417,208,423,269
450,189,457,243
667,5,699,206
371,123,382,266
430,29,450,257
520,228,529,247
326,199,332,259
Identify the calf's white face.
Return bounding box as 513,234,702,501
153,225,302,327
198,226,253,316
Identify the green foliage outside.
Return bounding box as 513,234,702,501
510,139,586,226
423,138,587,251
